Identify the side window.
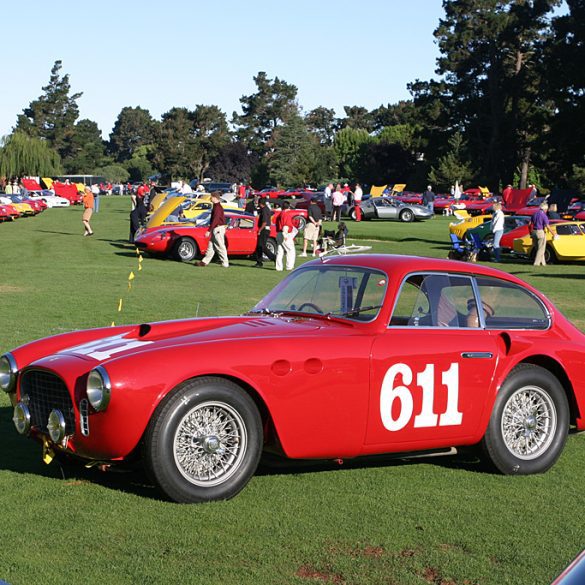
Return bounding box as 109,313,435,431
475,276,550,329
390,273,477,328
236,218,254,230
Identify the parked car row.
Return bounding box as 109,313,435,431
0,194,48,221
449,212,585,264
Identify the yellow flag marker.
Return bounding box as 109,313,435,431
42,437,55,465
128,271,135,281
111,321,116,327
118,298,123,312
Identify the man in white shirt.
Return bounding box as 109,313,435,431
491,201,505,262
323,183,333,220
353,183,363,221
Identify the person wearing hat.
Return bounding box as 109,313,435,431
197,191,229,267
82,186,94,236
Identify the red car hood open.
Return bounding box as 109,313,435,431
502,188,532,211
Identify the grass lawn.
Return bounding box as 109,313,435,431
0,198,583,585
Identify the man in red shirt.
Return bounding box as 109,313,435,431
197,192,229,267
275,201,297,271
238,182,247,208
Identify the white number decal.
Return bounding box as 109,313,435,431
64,334,153,361
380,362,462,431
380,363,413,431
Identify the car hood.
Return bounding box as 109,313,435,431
52,315,338,365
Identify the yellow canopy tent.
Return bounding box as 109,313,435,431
391,184,406,195
370,185,387,198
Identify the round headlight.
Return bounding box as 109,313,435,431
0,353,18,392
86,366,111,412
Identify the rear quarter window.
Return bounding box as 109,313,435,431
476,276,550,329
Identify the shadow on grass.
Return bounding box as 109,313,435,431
0,405,491,502
533,273,585,280
37,229,79,236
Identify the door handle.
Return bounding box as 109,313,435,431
461,352,493,359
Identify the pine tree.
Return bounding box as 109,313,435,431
16,60,82,160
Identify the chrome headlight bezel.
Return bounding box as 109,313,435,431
0,353,18,393
86,366,111,412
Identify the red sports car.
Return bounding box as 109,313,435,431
3,255,584,503
136,205,308,262
0,204,20,221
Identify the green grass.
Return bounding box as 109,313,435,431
0,199,584,585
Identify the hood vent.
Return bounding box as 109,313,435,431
243,320,274,328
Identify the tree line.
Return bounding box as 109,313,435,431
2,0,583,194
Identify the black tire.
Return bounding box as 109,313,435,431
544,245,556,264
143,377,263,503
349,207,357,221
399,209,415,222
265,237,277,258
481,364,569,475
172,238,198,262
482,233,494,249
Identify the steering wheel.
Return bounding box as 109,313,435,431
298,302,324,314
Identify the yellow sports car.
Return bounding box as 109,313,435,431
0,196,35,216
449,213,492,239
513,221,585,263
181,198,239,219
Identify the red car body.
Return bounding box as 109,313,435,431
0,204,20,221
3,255,585,503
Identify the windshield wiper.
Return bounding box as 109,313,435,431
246,308,282,317
330,304,384,318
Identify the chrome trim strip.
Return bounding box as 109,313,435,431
461,352,493,359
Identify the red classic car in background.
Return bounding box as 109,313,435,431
135,198,308,262
3,255,585,503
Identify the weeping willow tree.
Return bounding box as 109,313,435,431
0,132,62,177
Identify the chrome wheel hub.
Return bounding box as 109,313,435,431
173,401,247,487
501,386,557,460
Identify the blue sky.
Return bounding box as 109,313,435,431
3,0,448,138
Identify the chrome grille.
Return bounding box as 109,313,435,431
20,370,75,435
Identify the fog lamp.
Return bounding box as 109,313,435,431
47,409,66,443
13,402,31,435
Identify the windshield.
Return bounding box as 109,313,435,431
252,265,388,322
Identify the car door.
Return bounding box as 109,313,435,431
365,272,499,451
224,217,257,255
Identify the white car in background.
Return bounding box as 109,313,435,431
27,190,70,208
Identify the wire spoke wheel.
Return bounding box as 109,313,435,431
501,386,556,460
173,401,248,487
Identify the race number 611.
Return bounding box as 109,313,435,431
380,362,462,431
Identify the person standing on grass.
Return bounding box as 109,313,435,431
491,201,505,262
301,197,322,257
254,197,276,268
91,183,100,213
323,182,333,220
530,202,554,266
353,183,363,221
275,201,297,271
332,183,345,222
422,185,435,215
82,186,94,236
197,192,229,268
